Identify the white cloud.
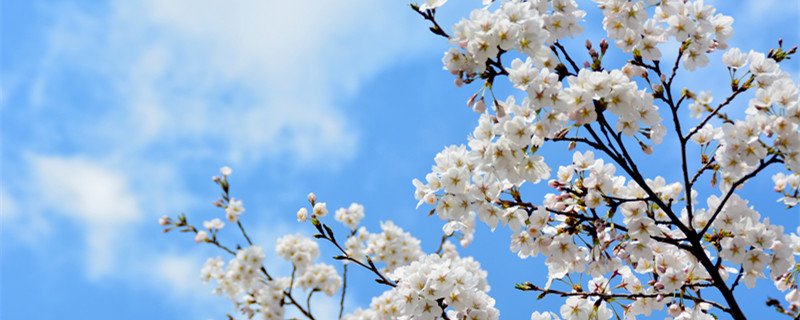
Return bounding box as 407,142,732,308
33,0,427,166
30,155,141,278
31,155,140,223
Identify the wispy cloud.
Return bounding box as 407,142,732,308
4,0,427,310
22,0,429,166
29,155,141,277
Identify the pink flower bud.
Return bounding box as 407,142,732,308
652,83,662,92
454,77,464,87
639,141,653,155
474,98,487,113
495,101,506,117
158,215,171,226
668,304,682,317
599,39,608,54
307,192,317,204
786,289,800,306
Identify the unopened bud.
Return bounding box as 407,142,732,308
639,141,653,155
585,39,592,50
158,216,171,226
454,77,464,87
600,39,608,55
474,98,487,113
568,141,576,151
494,100,506,117
307,192,317,204
467,93,478,108
633,49,642,61
683,89,696,100
652,83,663,92
583,61,591,68
668,304,682,317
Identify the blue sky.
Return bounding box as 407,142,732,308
2,0,799,319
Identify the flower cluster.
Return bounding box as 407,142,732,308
199,247,290,319
344,254,496,320
442,0,585,79
692,47,800,195
295,263,342,297
773,172,800,207
506,60,665,140
275,233,321,270
415,0,800,317
335,202,366,230
594,0,734,70
363,221,424,273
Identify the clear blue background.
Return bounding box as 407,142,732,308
2,0,799,319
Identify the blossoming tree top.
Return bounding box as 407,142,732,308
162,0,800,319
